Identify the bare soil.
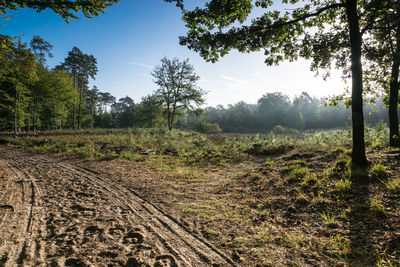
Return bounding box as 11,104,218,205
0,146,234,266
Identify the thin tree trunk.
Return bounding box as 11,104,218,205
78,84,82,130
73,73,77,130
389,29,400,147
14,89,18,137
171,103,177,131
33,98,37,133
167,101,172,130
27,102,31,132
346,0,369,172
91,97,95,128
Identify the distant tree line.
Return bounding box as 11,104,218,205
0,36,393,136
182,92,390,133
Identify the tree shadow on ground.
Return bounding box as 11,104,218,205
347,176,375,266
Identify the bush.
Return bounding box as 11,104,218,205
195,121,222,134
272,125,299,135
272,125,286,134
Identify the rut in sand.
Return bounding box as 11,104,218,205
0,146,234,266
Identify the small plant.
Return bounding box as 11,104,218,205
319,211,336,225
340,209,349,220
288,165,309,183
300,173,318,187
376,247,397,267
370,196,387,218
264,157,275,165
370,162,388,180
329,234,350,255
285,232,307,248
333,178,352,192
383,178,400,193
119,150,132,160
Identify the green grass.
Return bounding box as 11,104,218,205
370,196,387,218
370,162,388,180
319,211,336,225
383,178,400,193
2,124,391,167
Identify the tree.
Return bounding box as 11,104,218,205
98,92,116,113
0,39,37,135
257,92,290,131
86,86,100,128
362,1,400,147
29,35,53,132
58,47,97,129
166,0,394,171
57,47,83,129
30,35,53,64
38,69,75,130
0,1,119,22
152,57,206,130
136,94,164,128
77,54,98,129
111,96,136,128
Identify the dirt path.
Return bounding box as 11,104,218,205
0,147,234,266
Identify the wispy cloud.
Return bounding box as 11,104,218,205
220,75,255,87
129,62,154,69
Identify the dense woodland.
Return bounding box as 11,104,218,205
0,37,392,134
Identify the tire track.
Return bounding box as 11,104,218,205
55,162,234,266
0,147,235,266
0,157,45,267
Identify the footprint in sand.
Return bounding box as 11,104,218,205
107,226,126,241
154,255,178,267
0,204,14,212
123,230,144,245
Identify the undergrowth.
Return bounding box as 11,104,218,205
2,125,389,166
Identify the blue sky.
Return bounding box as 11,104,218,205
1,0,347,107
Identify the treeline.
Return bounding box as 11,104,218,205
70,91,391,134
0,36,391,134
177,92,391,133
0,35,392,135
0,44,205,132
0,36,100,133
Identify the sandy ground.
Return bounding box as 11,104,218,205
0,146,234,266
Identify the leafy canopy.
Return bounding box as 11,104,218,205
0,0,119,22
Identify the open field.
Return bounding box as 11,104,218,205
0,128,399,266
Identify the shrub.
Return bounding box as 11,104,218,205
272,125,286,134
195,121,222,134
370,162,388,180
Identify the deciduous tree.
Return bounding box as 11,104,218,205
0,0,119,22
166,0,394,171
152,57,206,130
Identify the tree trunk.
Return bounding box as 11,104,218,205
78,84,82,130
170,103,177,131
345,0,369,172
14,89,18,137
167,101,172,130
389,29,400,147
27,102,31,132
73,73,77,130
33,98,37,133
91,97,95,128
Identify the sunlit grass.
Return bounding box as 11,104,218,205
2,124,391,167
